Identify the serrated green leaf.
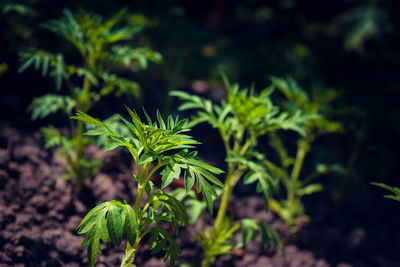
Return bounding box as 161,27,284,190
259,223,270,249
167,115,174,130
84,128,115,136
123,204,139,245
19,50,67,90
193,166,224,188
161,162,181,189
139,152,155,165
145,180,154,198
29,94,76,120
157,110,166,129
77,202,108,232
181,157,224,175
148,227,181,267
298,183,323,196
71,111,105,127
87,238,100,267
106,205,123,246
243,172,259,185
186,198,206,223
99,212,111,246
78,213,101,234
81,227,96,247
121,247,137,267
184,169,195,192
196,176,216,214
241,218,259,246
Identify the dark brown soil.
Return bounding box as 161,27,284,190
0,124,399,267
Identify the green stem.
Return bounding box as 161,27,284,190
72,119,86,196
122,170,147,267
201,163,236,267
202,132,248,266
136,164,166,219
213,166,242,232
139,201,151,219
239,139,252,155
216,136,250,223
71,74,92,192
232,128,244,152
134,184,145,216
213,175,235,231
122,161,157,267
201,256,213,267
287,139,309,223
290,140,307,181
144,162,165,183
134,163,151,216
221,134,231,157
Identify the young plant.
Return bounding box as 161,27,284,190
18,9,161,194
266,77,344,232
73,107,224,267
171,74,312,267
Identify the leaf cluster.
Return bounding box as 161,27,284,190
171,75,312,142
41,126,101,181
73,107,223,213
19,8,161,114
227,151,278,208
28,94,75,120
2,3,35,16
170,188,207,224
170,74,315,265
77,190,187,266
170,74,312,203
199,217,282,261
270,76,344,137
19,49,66,90
241,218,282,250
199,217,240,261
264,77,345,230
75,107,223,266
40,9,161,69
18,8,162,189
77,200,138,266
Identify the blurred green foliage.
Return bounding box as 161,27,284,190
372,183,400,202
267,77,345,232
171,73,316,265
17,8,160,194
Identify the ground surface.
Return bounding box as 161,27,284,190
0,124,399,267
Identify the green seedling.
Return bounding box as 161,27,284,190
266,77,344,232
371,182,400,202
171,74,313,267
18,9,161,194
73,107,224,267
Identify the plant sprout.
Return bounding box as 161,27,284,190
18,8,161,194
266,77,344,231
73,107,224,267
171,73,313,267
